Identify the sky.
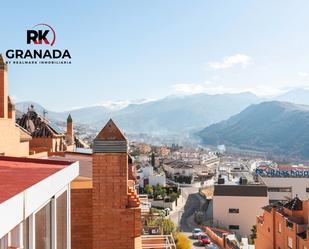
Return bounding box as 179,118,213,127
1,0,309,111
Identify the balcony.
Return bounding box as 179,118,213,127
141,235,176,249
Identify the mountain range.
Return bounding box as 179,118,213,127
197,101,309,159
15,88,309,159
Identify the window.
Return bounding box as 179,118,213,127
306,188,309,193
268,187,291,192
57,191,67,249
288,237,293,248
35,202,51,249
0,235,8,249
229,208,239,213
278,223,282,233
229,225,239,230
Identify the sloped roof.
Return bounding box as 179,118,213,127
284,197,303,211
15,123,32,142
17,107,64,138
0,156,71,204
67,113,72,122
95,119,126,141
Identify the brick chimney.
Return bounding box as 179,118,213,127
92,119,141,249
66,113,74,144
0,54,8,119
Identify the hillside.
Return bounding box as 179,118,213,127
197,101,309,159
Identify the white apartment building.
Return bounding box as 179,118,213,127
0,156,78,249
213,176,268,237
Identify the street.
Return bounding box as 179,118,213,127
169,186,220,248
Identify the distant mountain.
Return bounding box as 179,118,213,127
197,101,309,159
105,92,260,135
16,101,111,124
277,88,309,105
16,92,260,135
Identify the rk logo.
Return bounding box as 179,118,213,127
27,24,56,46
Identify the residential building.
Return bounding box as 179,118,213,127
17,109,88,154
213,175,268,237
0,156,79,249
163,159,194,178
0,55,31,157
17,105,67,153
255,197,309,249
137,163,166,188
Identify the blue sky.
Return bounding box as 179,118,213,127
1,0,309,111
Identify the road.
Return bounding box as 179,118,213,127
169,186,206,232
169,184,220,248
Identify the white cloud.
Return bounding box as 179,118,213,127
298,72,308,77
208,54,253,70
172,82,236,95
99,99,155,111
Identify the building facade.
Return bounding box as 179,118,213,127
213,179,268,237
255,197,309,249
0,55,31,157
258,164,309,202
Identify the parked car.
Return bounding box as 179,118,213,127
198,234,211,245
192,228,203,239
205,243,220,249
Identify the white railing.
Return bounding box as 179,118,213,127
141,234,176,249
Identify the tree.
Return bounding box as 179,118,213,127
175,233,191,249
151,152,156,167
154,184,166,199
150,217,175,235
169,192,178,202
161,218,176,235
250,225,257,244
144,185,153,197
194,210,204,225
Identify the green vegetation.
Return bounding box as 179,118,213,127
147,217,176,235
144,185,153,197
250,225,257,244
153,184,167,199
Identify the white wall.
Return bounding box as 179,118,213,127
149,175,166,186
213,195,269,237
142,166,153,178
261,177,309,200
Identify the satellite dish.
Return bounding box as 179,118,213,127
26,119,35,133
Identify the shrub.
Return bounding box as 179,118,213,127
176,233,191,249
